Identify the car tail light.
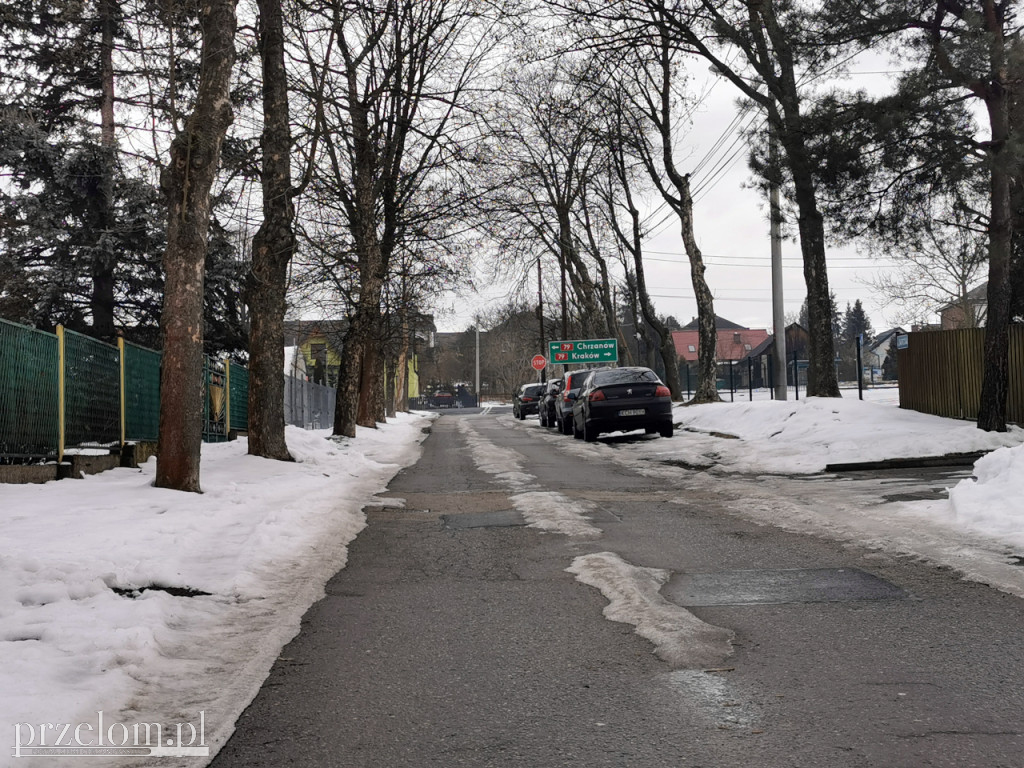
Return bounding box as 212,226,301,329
589,390,606,402
655,385,670,397
523,397,534,402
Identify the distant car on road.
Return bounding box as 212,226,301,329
571,367,673,442
431,391,455,408
513,383,545,419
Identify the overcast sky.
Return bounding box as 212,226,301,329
434,61,913,336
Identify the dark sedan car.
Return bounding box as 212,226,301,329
554,369,596,435
513,382,546,419
571,367,673,441
538,378,563,428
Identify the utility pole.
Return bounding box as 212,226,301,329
537,256,546,383
769,123,787,400
475,317,480,403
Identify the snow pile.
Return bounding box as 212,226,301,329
665,396,1024,474
948,443,1024,544
0,415,432,765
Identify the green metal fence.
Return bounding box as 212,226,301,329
0,321,253,460
63,329,121,448
228,362,249,432
123,341,162,442
0,319,59,458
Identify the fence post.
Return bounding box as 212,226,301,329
768,355,774,400
56,325,66,462
225,360,231,437
118,337,126,446
729,361,735,402
793,348,800,401
748,358,753,401
856,334,864,401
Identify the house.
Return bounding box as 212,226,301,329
863,327,905,379
284,346,308,380
743,323,811,388
671,316,770,389
939,283,987,329
283,320,347,387
671,317,770,365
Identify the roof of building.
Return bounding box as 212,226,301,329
671,328,770,362
680,315,748,331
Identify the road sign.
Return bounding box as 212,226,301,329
548,338,618,365
531,354,547,371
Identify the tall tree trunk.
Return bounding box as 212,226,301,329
91,0,118,342
247,0,295,460
333,323,361,438
648,36,714,402
975,3,1014,432
673,176,719,404
156,0,237,492
977,69,1013,432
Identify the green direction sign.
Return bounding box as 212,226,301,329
548,338,618,365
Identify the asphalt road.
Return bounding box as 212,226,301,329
210,412,1024,768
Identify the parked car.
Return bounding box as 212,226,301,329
513,382,545,419
538,378,563,427
570,367,673,442
554,369,596,435
431,391,455,408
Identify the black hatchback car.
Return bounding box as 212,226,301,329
513,382,546,419
554,369,596,434
571,367,673,441
538,378,562,427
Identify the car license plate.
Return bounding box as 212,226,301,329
619,408,645,417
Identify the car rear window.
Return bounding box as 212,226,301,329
524,385,544,396
592,368,661,386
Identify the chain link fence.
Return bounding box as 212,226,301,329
1,322,337,463
0,319,59,458
284,374,336,429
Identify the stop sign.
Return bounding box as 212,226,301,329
531,354,546,371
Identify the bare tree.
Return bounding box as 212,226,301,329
246,0,325,461
291,0,502,437
555,0,841,397
156,0,237,492
481,59,611,341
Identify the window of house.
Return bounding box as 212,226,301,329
688,344,696,353
733,333,741,344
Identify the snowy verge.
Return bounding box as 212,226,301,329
665,396,1023,474
0,414,434,767
566,552,734,668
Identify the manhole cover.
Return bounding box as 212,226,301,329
663,567,907,607
442,510,525,529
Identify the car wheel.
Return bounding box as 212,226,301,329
572,418,583,440
583,420,598,442
539,410,546,427
659,424,674,438
517,408,525,420
560,417,571,435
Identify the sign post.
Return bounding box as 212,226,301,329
548,338,618,365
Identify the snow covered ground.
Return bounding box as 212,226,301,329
0,415,432,766
2,392,1024,766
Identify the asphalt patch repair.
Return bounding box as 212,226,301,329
663,567,908,607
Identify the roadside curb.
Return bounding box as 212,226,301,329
825,452,986,472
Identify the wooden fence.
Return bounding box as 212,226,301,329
897,327,1024,424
